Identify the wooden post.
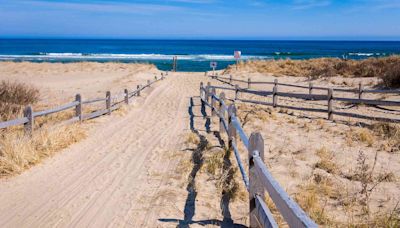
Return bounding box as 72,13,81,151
124,89,129,104
273,79,278,108
200,82,204,99
358,82,364,99
106,91,111,115
248,132,265,228
309,82,313,97
248,78,251,89
206,82,211,103
147,80,151,87
24,106,33,136
75,94,82,122
235,84,239,100
137,85,141,96
200,82,205,111
229,75,232,84
228,104,237,151
219,92,225,133
328,88,334,120
211,88,216,117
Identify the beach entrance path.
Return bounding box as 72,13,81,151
0,72,236,227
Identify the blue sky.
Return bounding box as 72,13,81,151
0,0,400,40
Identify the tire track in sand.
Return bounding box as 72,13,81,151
0,72,208,227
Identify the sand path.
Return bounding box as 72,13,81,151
0,72,209,227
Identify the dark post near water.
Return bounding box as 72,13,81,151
172,56,178,72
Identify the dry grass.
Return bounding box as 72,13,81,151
204,150,224,176
185,132,200,145
237,104,274,127
294,179,333,225
371,122,400,152
0,124,86,177
314,147,338,175
0,81,40,121
225,56,400,87
346,127,375,147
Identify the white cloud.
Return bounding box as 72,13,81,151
291,0,331,10
0,0,182,14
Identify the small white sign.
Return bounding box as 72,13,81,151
234,51,241,59
210,61,217,68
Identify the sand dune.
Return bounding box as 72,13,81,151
1,62,399,227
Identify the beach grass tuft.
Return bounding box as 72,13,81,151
0,80,39,121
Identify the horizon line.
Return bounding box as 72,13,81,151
1,37,400,42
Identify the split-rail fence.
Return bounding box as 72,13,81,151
200,82,318,228
210,75,400,123
0,74,166,134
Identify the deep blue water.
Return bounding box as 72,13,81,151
1,39,400,72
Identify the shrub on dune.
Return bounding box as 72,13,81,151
0,81,39,121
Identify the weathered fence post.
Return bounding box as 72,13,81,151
106,91,111,115
24,106,33,136
147,80,151,87
124,89,129,104
309,82,313,97
248,132,265,228
75,94,82,122
273,79,278,108
228,104,237,151
206,82,211,103
200,82,204,99
229,75,232,84
328,88,334,120
219,92,225,134
211,88,217,117
235,84,239,100
137,85,141,96
358,82,364,99
248,78,251,89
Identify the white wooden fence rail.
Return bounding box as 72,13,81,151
200,82,318,228
0,73,166,134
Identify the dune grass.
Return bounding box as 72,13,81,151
0,80,40,121
225,56,400,88
0,124,86,177
0,81,88,177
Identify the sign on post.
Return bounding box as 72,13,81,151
234,51,241,69
234,51,241,59
210,61,217,76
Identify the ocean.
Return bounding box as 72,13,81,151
1,39,400,72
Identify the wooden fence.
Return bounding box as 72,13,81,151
0,74,166,134
200,82,318,228
210,75,400,123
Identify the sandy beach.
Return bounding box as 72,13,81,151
0,62,399,227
